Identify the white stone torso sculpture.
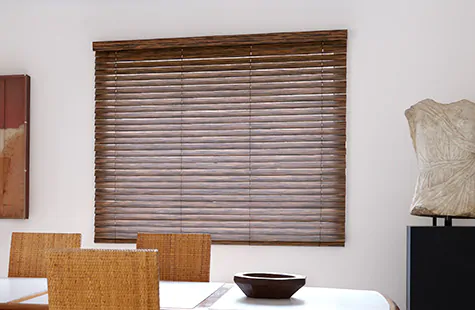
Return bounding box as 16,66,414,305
405,99,475,218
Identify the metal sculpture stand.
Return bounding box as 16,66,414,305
432,216,452,227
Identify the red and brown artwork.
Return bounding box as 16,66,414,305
0,75,29,219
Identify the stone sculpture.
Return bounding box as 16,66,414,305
405,99,475,218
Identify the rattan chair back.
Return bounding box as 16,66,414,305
47,249,159,310
8,232,81,278
137,233,211,282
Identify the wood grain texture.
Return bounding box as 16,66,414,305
93,30,347,51
8,233,81,278
136,233,211,282
94,30,347,245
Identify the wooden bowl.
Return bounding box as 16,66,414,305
234,272,306,299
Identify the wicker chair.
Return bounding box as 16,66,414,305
136,233,211,282
47,249,160,310
8,232,81,278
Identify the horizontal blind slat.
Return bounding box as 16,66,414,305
95,103,345,115
95,194,345,202
95,149,346,158
95,140,345,149
95,201,344,209
94,67,346,81
95,135,346,145
95,161,345,170
95,181,345,190
95,81,346,95
95,53,346,71
95,128,345,139
96,94,346,105
94,168,345,177
95,87,346,101
95,115,345,125
95,107,346,119
95,222,343,232
95,154,344,163
95,207,345,215
95,74,346,89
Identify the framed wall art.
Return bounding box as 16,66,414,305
0,75,30,219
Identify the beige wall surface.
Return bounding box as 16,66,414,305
1,1,475,309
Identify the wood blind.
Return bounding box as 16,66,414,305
93,30,347,246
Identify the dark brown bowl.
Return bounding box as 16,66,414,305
234,272,306,299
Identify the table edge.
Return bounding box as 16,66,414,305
8,291,47,304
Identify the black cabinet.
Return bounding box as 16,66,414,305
407,226,475,310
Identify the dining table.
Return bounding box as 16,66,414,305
0,277,399,310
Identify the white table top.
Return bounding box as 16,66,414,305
0,278,47,303
0,278,394,310
210,286,390,310
161,281,224,309
10,278,223,309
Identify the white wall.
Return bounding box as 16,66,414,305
1,0,475,308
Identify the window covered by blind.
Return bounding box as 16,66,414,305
93,30,347,245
